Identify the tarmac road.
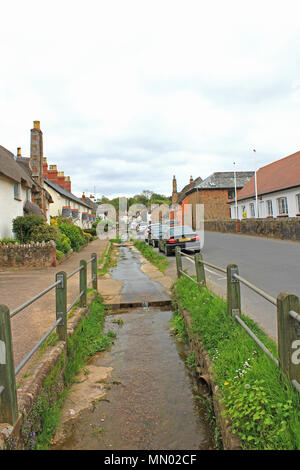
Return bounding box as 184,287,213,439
154,231,300,341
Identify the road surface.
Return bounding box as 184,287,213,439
159,231,299,341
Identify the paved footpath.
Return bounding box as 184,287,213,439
0,239,108,374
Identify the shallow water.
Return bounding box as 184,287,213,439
53,308,215,450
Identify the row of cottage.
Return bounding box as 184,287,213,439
0,121,99,239
172,150,300,228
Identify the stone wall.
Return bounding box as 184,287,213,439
204,218,300,241
0,241,57,268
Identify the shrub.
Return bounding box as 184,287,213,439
56,249,64,261
0,238,20,245
51,216,74,226
58,224,85,252
55,233,72,254
30,224,61,243
12,214,45,243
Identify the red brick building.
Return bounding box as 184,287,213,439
174,172,254,228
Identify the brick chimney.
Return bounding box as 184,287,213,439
57,171,66,188
30,121,44,188
47,164,58,183
43,157,49,178
64,176,71,192
82,192,86,201
172,175,178,204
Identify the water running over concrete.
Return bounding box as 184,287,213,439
51,245,215,450
111,246,171,304
52,309,215,450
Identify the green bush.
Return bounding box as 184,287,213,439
0,238,20,245
12,215,45,243
56,249,64,261
58,224,85,252
55,233,72,254
30,224,61,243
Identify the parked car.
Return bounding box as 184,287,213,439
158,225,201,256
136,222,148,233
147,224,170,247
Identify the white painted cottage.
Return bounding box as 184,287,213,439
230,151,300,219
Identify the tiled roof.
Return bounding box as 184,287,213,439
44,178,91,209
177,176,203,203
190,171,254,192
236,151,300,201
83,196,98,212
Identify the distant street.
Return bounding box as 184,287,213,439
159,231,300,341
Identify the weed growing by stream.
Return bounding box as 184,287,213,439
174,275,300,450
133,241,168,273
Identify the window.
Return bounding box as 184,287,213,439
277,197,288,215
296,194,300,213
266,200,273,217
250,203,255,217
14,183,20,199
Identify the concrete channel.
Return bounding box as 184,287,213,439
51,245,216,450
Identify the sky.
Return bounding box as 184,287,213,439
1,0,300,199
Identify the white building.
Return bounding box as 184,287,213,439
0,145,49,238
230,151,300,219
45,179,95,229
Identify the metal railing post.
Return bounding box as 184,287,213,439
195,253,206,288
277,293,300,386
0,305,18,425
80,260,87,307
55,272,67,341
92,253,98,291
175,247,182,278
227,264,241,317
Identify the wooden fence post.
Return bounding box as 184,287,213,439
277,293,300,385
0,305,18,425
80,260,87,307
195,253,206,288
227,264,241,317
55,272,67,341
175,247,182,278
92,253,98,291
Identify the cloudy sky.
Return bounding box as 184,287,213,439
1,0,300,198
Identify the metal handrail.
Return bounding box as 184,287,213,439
290,310,300,323
179,250,226,274
67,265,84,280
233,273,277,306
10,279,62,318
234,315,279,367
66,290,85,314
179,269,198,285
15,317,63,376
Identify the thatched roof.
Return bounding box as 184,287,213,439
0,145,33,188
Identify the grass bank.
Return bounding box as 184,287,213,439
18,294,115,450
172,275,300,450
133,241,168,273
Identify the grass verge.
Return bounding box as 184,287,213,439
173,275,300,450
133,241,168,273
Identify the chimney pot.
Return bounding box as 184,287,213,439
17,147,21,157
34,120,40,130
